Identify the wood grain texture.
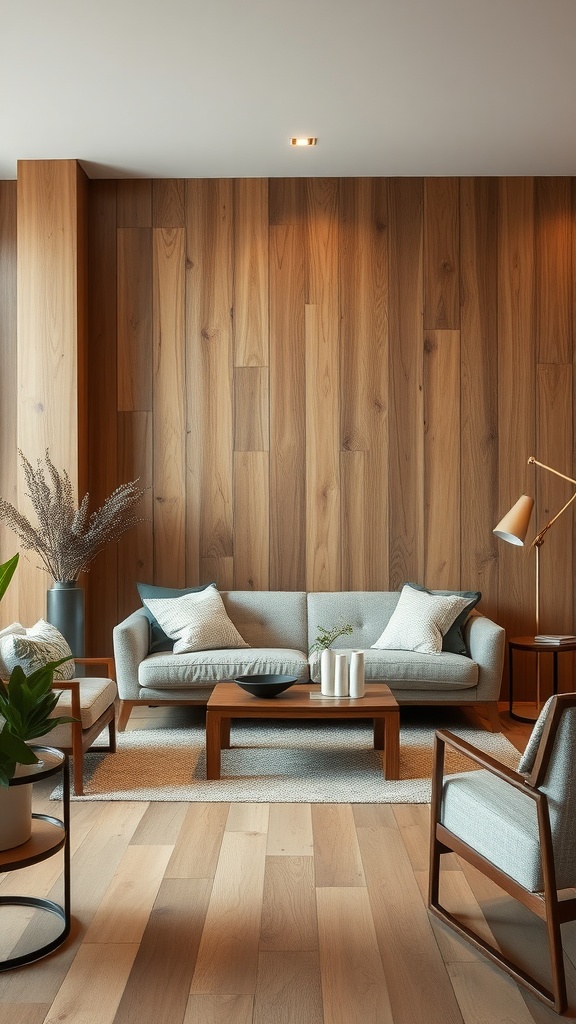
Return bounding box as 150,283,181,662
113,878,212,1024
152,179,185,228
0,180,18,625
305,179,341,591
259,857,318,952
117,411,153,619
254,951,324,1024
186,179,235,588
233,451,270,590
152,226,186,586
497,178,536,645
424,177,460,330
1,713,566,1023
266,803,313,856
535,177,571,365
42,943,139,1024
424,329,461,587
165,802,229,879
268,220,305,593
233,178,269,367
339,178,389,589
387,177,425,590
117,227,152,412
13,167,576,706
358,823,464,1024
536,364,574,697
117,180,152,228
311,804,365,887
316,887,394,1024
16,159,88,625
85,180,118,655
459,178,499,621
190,831,267,995
234,366,269,452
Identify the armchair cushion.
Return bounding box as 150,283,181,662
48,677,118,739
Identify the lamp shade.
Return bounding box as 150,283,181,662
493,494,534,546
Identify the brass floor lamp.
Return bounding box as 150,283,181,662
493,456,576,710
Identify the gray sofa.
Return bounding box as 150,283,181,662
113,590,505,731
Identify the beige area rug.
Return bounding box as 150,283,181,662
52,709,521,804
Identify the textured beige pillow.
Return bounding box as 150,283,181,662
0,619,75,680
371,585,473,655
143,586,249,653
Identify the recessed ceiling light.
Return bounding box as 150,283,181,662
290,137,317,147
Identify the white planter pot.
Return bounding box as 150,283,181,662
0,783,33,851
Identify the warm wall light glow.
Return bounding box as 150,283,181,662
290,137,317,147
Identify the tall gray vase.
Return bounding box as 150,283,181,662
46,581,85,658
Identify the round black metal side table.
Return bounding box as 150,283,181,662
508,636,576,723
0,746,70,970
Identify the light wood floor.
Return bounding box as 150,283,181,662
1,703,575,1024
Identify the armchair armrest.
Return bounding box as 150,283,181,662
433,728,530,793
74,656,116,680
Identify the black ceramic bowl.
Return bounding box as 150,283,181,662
234,673,297,698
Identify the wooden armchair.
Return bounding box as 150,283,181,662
49,657,117,796
428,693,576,1013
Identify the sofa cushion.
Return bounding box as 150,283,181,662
143,586,249,652
309,647,478,690
405,582,481,655
47,678,118,744
138,648,310,690
137,581,214,653
371,585,473,655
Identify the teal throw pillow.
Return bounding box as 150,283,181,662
137,582,215,653
404,582,481,656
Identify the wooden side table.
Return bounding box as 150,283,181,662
508,636,576,723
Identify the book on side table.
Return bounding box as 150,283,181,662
534,635,576,644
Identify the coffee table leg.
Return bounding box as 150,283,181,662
373,718,384,749
220,717,231,749
205,709,222,780
383,712,400,780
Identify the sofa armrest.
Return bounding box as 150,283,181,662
112,609,150,700
464,613,505,702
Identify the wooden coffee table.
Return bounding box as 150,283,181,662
205,682,400,781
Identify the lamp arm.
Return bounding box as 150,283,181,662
528,456,576,487
529,489,576,550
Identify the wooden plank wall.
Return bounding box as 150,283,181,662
2,174,576,700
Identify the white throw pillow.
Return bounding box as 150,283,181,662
371,585,473,655
143,586,249,653
0,619,75,680
0,622,26,678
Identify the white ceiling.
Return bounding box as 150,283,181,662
3,0,576,180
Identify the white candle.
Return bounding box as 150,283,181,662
349,650,365,698
334,653,349,696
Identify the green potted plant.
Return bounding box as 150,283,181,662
0,553,76,849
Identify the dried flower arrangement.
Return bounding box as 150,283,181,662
0,451,145,583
